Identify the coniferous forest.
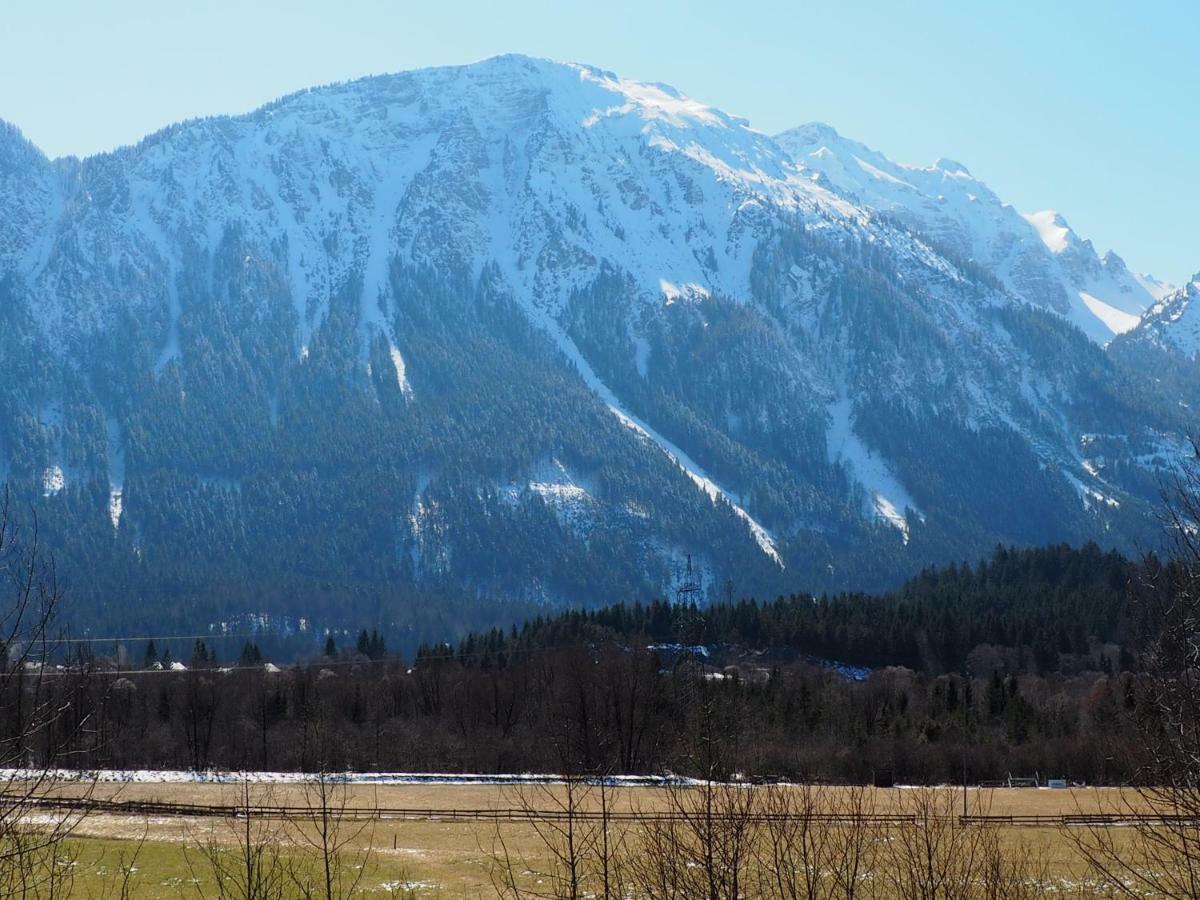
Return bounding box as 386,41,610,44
12,539,1182,785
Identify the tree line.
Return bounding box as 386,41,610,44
434,541,1140,676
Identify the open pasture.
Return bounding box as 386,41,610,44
7,780,1172,897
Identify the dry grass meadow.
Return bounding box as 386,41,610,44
6,781,1171,897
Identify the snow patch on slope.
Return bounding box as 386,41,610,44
498,458,596,534
360,163,426,395
41,465,64,498
1063,470,1121,511
540,317,783,566
826,398,921,542
105,416,125,530
631,334,651,378
1024,210,1071,253
1134,272,1175,302
389,346,412,396
407,471,448,577
127,186,183,375
854,155,914,188
1079,291,1140,336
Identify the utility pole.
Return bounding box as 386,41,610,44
676,553,702,608
962,752,968,817
962,672,969,818
672,554,705,747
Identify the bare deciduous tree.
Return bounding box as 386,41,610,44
1069,441,1200,898
489,775,628,900
628,778,760,900
286,770,375,900
756,784,880,900
880,788,1051,900
184,779,289,900
0,492,102,894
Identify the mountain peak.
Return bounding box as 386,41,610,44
1023,210,1074,253
338,54,742,136
933,157,970,175
780,122,844,143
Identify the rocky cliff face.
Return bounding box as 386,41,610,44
775,123,1173,344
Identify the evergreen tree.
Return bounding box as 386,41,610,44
191,639,209,667
239,642,262,666
368,629,386,660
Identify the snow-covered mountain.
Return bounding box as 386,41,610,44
775,123,1173,344
1130,276,1200,360
0,55,1193,635
8,59,833,352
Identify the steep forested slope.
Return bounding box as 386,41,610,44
0,56,1193,638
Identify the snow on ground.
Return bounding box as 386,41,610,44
41,464,64,497
658,280,709,304
358,158,428,394
1023,210,1071,254
853,155,914,188
825,397,920,542
799,654,872,682
37,402,71,497
649,544,717,596
497,458,596,533
127,183,184,375
105,416,125,529
389,346,412,396
1134,271,1175,302
152,274,181,373
1063,471,1121,511
632,334,651,378
1144,280,1200,358
0,769,704,787
537,317,783,566
407,469,449,577
584,74,727,131
1133,432,1195,473
377,881,436,894
1078,291,1140,336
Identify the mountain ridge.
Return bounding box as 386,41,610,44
0,54,1195,639
775,120,1173,344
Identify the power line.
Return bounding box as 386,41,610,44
51,631,276,646
20,637,682,677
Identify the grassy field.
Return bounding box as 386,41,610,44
10,782,1163,897
35,779,1156,815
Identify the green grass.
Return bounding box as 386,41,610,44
45,836,431,899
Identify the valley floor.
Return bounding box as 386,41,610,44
6,781,1170,897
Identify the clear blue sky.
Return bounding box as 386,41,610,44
3,0,1197,283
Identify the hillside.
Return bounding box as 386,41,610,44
0,55,1195,638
